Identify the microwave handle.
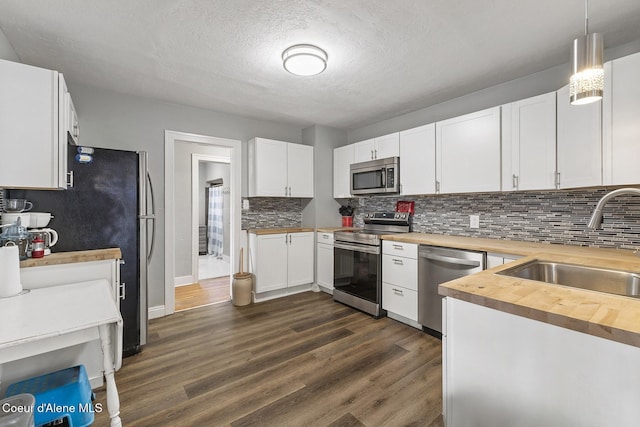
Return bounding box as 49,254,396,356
381,167,386,188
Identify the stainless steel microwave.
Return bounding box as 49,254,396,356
350,157,400,195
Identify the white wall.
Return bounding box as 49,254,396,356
0,27,18,61
68,83,303,308
348,38,640,143
302,125,347,228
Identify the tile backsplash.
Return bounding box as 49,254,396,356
242,197,305,230
348,188,640,250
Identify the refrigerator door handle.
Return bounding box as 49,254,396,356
146,170,156,263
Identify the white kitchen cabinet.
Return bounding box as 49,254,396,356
501,92,557,191
443,297,640,427
250,232,314,297
436,107,501,194
556,84,602,189
603,52,640,185
248,138,314,197
333,144,354,198
66,92,80,145
399,123,436,195
353,133,399,162
382,241,418,323
0,59,73,190
316,232,334,292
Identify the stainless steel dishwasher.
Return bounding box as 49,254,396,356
418,245,486,336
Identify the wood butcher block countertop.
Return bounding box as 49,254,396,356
249,227,315,235
20,248,122,268
315,227,361,233
383,233,640,348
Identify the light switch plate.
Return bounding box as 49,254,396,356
469,215,480,229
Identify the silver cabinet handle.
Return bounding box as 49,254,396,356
371,149,374,159
374,149,377,159
555,172,561,189
512,174,519,189
420,253,481,268
285,186,288,196
393,288,404,296
392,258,404,265
120,282,126,300
322,235,329,239
289,186,292,197
435,180,440,194
66,170,74,188
392,244,404,250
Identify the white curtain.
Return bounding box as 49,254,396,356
207,186,224,258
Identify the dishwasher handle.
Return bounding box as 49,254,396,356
419,252,481,268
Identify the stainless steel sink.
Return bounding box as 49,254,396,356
496,260,640,298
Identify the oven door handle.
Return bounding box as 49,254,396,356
334,241,380,255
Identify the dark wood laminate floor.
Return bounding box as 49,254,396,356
93,291,443,426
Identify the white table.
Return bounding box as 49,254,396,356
0,279,123,427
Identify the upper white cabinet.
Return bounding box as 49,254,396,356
556,84,602,189
436,107,501,194
333,144,354,198
501,92,557,191
353,132,399,162
248,137,314,197
603,52,640,185
66,92,80,145
400,123,436,195
0,59,74,190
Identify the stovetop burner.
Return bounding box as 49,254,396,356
334,211,412,246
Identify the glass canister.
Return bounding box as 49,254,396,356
0,220,31,260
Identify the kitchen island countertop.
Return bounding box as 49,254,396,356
20,248,122,268
382,232,640,347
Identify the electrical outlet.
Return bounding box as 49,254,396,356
469,215,480,229
242,199,250,210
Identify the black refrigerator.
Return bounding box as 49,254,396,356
10,147,156,357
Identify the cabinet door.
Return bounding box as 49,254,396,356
354,139,375,162
288,232,314,287
250,138,288,197
255,234,288,293
508,92,557,191
374,132,400,159
382,283,418,321
66,92,79,145
603,52,640,185
333,145,354,198
316,242,334,289
436,107,501,194
287,143,314,197
557,84,602,189
0,60,64,189
400,124,436,195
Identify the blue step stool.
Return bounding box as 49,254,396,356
5,365,94,427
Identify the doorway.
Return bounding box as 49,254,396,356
164,131,242,316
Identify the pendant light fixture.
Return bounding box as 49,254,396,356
569,0,604,105
282,44,328,76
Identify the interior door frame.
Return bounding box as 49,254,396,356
164,130,241,316
191,154,231,283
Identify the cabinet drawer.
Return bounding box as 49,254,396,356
383,241,417,259
382,255,417,291
317,232,334,244
382,283,418,321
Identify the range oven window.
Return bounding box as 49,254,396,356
352,169,384,191
333,243,380,303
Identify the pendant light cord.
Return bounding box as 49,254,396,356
584,0,589,36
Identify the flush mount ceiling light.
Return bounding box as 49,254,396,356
569,0,604,105
282,44,328,76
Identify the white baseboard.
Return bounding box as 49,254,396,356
149,305,166,320
174,275,195,287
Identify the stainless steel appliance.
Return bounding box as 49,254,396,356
418,245,485,336
334,211,412,317
350,157,400,195
9,148,156,356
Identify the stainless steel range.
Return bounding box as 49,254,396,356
333,211,412,317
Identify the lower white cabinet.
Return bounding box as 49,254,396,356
316,232,334,292
250,232,314,297
382,241,418,322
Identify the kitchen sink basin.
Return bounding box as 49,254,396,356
496,260,640,298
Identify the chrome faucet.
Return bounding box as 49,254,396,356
587,188,640,229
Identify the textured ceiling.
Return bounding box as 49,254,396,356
1,0,640,129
